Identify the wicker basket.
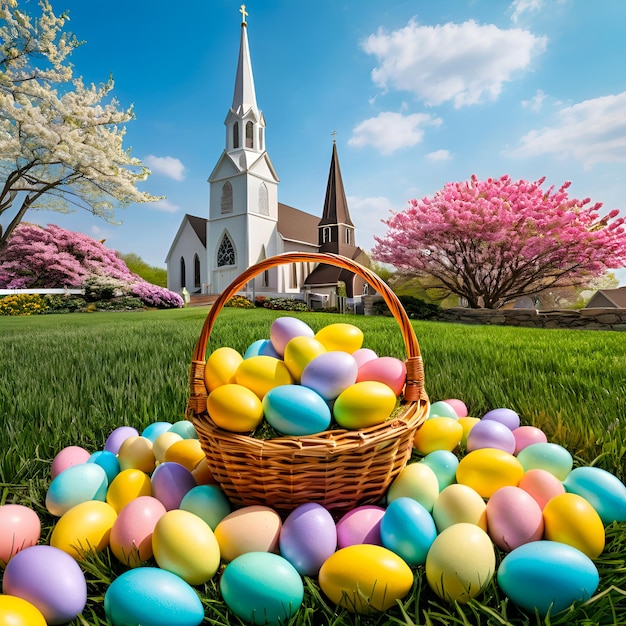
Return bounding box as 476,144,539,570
188,252,429,515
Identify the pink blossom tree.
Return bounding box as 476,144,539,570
373,175,626,309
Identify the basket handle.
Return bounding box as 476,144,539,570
191,252,425,402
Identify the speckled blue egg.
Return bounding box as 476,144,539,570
45,463,108,517
263,385,331,436
497,540,599,615
104,567,205,626
220,552,304,625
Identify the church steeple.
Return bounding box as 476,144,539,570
231,4,258,117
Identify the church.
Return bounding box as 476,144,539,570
165,6,370,310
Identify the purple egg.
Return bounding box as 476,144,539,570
482,408,520,431
105,426,140,454
336,505,385,548
3,545,87,625
301,351,358,400
466,419,516,454
270,317,314,357
151,462,197,511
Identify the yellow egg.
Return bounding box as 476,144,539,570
117,436,156,474
432,483,488,532
413,417,463,454
192,458,215,485
458,416,481,446
50,500,117,559
203,347,243,392
319,544,413,614
152,431,183,464
152,510,221,585
235,356,294,399
315,323,364,353
283,336,327,381
207,384,264,432
543,493,605,559
333,381,397,429
107,468,152,513
425,523,495,603
0,595,47,626
164,438,205,471
456,448,524,499
387,461,440,512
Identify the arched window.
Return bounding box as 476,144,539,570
258,182,269,215
180,257,186,288
233,122,239,149
323,226,331,243
193,253,201,289
245,121,253,148
221,181,233,214
346,228,353,245
217,233,236,267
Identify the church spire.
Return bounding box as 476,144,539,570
231,4,259,117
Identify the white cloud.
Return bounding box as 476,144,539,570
361,18,547,108
510,0,543,23
148,199,180,213
348,195,396,252
426,149,452,161
511,91,626,168
144,155,185,181
349,111,442,155
521,89,547,112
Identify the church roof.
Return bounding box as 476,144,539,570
277,203,318,245
585,287,626,308
231,9,259,118
318,141,354,227
186,214,207,247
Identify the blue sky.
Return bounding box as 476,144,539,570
18,0,626,282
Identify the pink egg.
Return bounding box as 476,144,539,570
518,468,566,509
485,486,544,552
512,425,548,454
0,504,41,566
466,419,516,454
50,446,91,479
151,462,196,511
336,505,385,548
443,399,468,418
351,348,378,368
356,356,406,396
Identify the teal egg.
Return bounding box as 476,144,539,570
168,420,199,439
220,552,304,624
88,450,120,484
45,463,108,517
428,400,458,420
516,443,573,480
180,485,232,530
141,421,173,442
104,567,204,626
263,385,331,436
420,450,459,490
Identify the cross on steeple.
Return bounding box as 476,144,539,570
331,130,337,143
240,4,248,25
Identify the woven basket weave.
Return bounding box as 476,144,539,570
188,252,429,515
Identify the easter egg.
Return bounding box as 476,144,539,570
214,505,282,562
0,595,47,626
168,419,199,439
0,504,41,566
466,418,516,454
258,339,281,359
542,493,605,559
301,351,358,400
263,385,331,436
482,407,520,430
279,502,337,576
425,523,495,603
319,544,413,613
516,442,573,480
153,509,220,585
104,567,204,626
151,462,196,511
3,545,87,625
336,505,385,548
283,335,327,381
270,316,314,356
458,416,480,446
107,468,152,513
413,417,463,454
420,450,459,490
428,400,458,419
563,465,626,524
110,496,167,567
518,468,565,509
456,448,524,499
220,552,304,624
50,500,117,559
87,450,120,483
333,381,397,430
203,346,243,392
50,445,91,479
163,438,205,471
315,322,363,353
104,426,139,454
235,356,294,399
387,461,440,512
180,484,232,530
485,486,544,552
512,425,547,453
497,541,599,615
191,458,215,485
45,462,108,517
352,347,378,367
152,431,183,464
356,356,406,396
207,383,264,432
432,483,488,532
141,421,173,442
117,436,156,474
443,398,468,417
243,338,266,359
380,497,437,566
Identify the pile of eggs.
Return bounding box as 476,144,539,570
1,317,626,625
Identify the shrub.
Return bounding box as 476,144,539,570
0,294,48,316
372,295,439,319
94,297,145,311
83,275,125,301
43,294,86,313
130,282,184,309
225,295,255,309
261,297,309,312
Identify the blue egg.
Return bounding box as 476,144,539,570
497,540,599,615
104,567,204,626
263,385,331,436
259,339,282,359
380,497,437,566
516,442,573,480
180,485,232,530
45,463,108,517
220,552,304,624
420,450,459,490
168,420,199,439
141,421,173,442
88,450,120,483
244,339,267,359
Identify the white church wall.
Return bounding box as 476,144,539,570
166,221,207,294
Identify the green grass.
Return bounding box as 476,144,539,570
1,307,625,625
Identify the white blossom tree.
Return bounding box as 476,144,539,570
0,0,161,247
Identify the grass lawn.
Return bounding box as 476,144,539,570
1,307,625,625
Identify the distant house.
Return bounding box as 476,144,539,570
585,287,626,308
